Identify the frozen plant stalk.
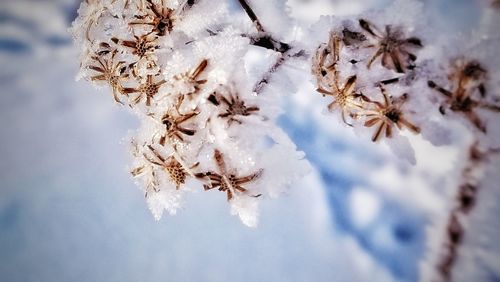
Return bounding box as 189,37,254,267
71,0,309,227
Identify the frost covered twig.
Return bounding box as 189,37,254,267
237,0,291,54
235,0,309,94
434,143,500,282
71,0,308,227
253,48,305,94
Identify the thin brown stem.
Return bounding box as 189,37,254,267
253,49,306,94
235,0,306,94
237,0,265,33
236,0,292,54
433,143,500,282
253,55,284,93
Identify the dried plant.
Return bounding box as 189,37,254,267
316,72,365,126
312,33,369,126
214,87,260,125
361,85,420,142
129,0,186,36
428,59,500,132
154,96,199,145
72,0,314,226
87,47,129,104
123,74,166,106
173,59,209,98
312,32,342,82
197,149,263,201
130,141,161,197
111,32,159,58
358,19,422,73
143,145,200,189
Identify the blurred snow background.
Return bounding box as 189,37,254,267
0,0,498,282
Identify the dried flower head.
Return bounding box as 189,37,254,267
428,59,500,132
154,96,199,145
312,32,369,126
312,32,342,82
316,71,365,126
361,85,420,142
87,47,129,104
173,59,209,98
359,19,422,73
213,86,260,125
197,149,262,201
143,145,200,189
112,32,159,59
123,74,166,106
129,0,186,36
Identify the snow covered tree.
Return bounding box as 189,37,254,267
71,0,500,280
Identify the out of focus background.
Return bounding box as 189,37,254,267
0,0,497,282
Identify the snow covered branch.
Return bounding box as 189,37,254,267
71,0,310,227
71,8,500,278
